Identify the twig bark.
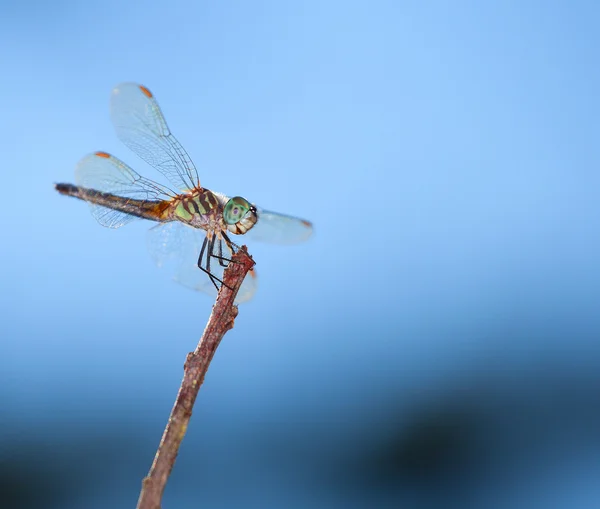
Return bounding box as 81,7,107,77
136,247,255,509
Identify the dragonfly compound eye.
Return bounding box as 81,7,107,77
224,196,258,234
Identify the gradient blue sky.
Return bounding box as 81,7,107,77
2,1,600,507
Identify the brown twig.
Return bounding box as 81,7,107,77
136,247,255,509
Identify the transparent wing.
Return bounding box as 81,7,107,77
75,151,174,228
147,222,257,304
245,208,313,244
110,82,201,192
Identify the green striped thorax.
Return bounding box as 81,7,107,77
223,196,258,235
174,193,216,221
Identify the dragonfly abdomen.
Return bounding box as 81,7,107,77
55,183,171,222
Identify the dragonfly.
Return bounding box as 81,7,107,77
55,83,312,303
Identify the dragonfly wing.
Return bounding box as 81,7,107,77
147,222,257,303
245,208,313,244
110,83,200,192
75,151,173,228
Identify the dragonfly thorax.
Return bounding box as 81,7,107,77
172,189,222,228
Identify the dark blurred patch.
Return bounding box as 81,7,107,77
0,418,147,509
0,444,67,509
244,360,600,508
326,367,600,507
354,405,479,487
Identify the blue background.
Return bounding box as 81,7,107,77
2,1,600,508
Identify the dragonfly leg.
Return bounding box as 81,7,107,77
199,235,234,291
214,232,241,265
215,238,229,268
206,236,221,291
196,236,221,291
198,266,226,291
197,236,208,269
210,234,242,268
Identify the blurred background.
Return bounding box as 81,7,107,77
2,1,600,508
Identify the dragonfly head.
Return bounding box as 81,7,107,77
223,196,258,235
